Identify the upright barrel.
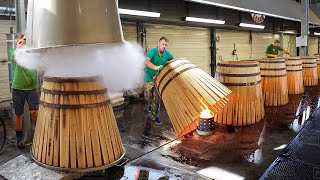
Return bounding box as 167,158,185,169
32,76,125,172
316,55,320,79
258,58,288,106
155,58,233,136
286,57,304,94
301,56,318,86
215,61,264,126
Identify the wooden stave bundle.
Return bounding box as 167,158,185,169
154,58,233,136
286,57,304,94
32,76,125,172
258,58,289,106
316,56,320,79
214,60,265,126
301,56,318,86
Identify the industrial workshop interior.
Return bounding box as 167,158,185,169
1,0,320,179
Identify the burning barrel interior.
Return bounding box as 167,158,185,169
215,60,265,126
154,58,233,136
32,76,124,172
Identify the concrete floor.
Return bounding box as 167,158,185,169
1,85,320,180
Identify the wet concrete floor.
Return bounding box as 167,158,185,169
104,85,320,180
1,85,320,179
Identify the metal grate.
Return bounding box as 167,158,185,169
282,143,320,166
295,129,320,145
260,157,320,180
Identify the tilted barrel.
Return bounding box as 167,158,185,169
155,58,233,136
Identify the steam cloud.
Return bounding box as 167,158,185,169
14,42,145,92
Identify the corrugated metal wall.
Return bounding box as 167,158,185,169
309,36,319,55
283,34,297,56
0,20,14,107
216,30,297,62
216,30,250,61
122,22,137,43
251,32,276,59
145,24,211,74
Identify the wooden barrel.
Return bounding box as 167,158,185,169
214,61,264,126
154,58,233,136
316,55,320,79
301,56,318,86
258,58,288,106
286,57,304,94
32,76,125,172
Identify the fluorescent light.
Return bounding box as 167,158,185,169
314,32,320,35
279,30,298,34
186,0,246,12
185,17,225,24
239,23,265,29
186,0,301,22
118,8,160,17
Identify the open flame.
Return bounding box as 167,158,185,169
200,109,214,118
199,98,214,118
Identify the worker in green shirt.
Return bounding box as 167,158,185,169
10,33,39,149
265,39,293,58
144,36,174,125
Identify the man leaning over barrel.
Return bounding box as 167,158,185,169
144,36,174,125
10,33,39,149
265,39,293,58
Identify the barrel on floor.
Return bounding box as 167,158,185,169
258,58,289,106
286,57,304,95
301,56,318,87
32,76,125,172
215,60,265,126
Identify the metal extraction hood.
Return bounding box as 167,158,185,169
186,0,320,25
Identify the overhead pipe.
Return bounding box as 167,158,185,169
15,0,26,33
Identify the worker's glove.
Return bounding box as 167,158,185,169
154,65,164,71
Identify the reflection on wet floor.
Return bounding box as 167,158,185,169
3,86,319,179
92,85,320,180
0,83,287,179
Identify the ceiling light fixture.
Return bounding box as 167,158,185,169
314,32,320,35
239,23,265,29
118,8,160,18
185,17,225,24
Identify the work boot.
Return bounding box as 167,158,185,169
16,131,25,149
154,118,162,125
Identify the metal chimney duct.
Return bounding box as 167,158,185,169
15,0,26,33
26,0,124,49
27,0,126,172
